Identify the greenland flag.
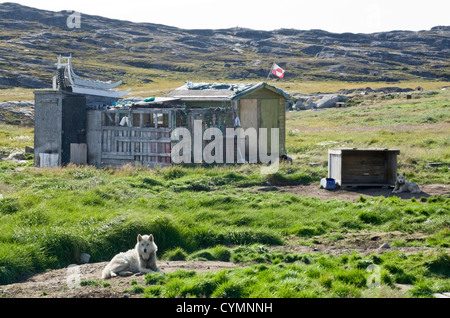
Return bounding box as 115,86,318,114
272,64,285,79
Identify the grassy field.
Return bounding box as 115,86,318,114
1,80,450,102
286,89,450,184
142,249,450,298
0,86,448,298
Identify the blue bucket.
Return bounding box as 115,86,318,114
320,178,336,190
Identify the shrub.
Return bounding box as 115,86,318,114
408,281,434,297
212,280,246,298
145,272,166,285
331,282,362,298
358,211,383,224
291,225,326,237
124,284,145,294
425,253,450,276
384,264,417,284
335,269,367,288
339,219,362,229
143,285,164,297
163,248,187,261
0,197,20,214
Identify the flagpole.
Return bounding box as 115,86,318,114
265,62,274,83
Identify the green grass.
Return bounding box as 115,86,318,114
0,124,33,157
286,89,450,183
0,88,35,103
277,80,450,95
0,163,448,285
143,250,449,298
0,86,448,299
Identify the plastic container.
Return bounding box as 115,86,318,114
320,178,336,190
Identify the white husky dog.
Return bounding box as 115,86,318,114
392,173,421,194
102,234,163,279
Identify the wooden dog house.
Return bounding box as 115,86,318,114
328,148,400,187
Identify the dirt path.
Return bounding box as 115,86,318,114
0,260,240,298
271,183,449,202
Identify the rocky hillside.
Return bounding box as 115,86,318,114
0,2,449,89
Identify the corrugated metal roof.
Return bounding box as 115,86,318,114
133,97,180,106
165,89,234,101
165,82,290,101
232,82,290,100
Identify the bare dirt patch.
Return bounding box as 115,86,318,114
276,231,442,256
2,237,447,298
271,183,449,202
0,261,239,298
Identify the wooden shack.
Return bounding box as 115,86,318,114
86,98,184,168
328,148,400,187
166,82,289,161
34,76,290,168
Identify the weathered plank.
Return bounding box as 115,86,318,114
102,152,171,158
70,143,87,165
114,137,172,143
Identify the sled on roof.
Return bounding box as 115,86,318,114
55,54,130,99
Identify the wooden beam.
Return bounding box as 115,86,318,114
102,152,171,158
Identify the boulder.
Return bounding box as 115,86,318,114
378,242,391,249
79,253,91,264
7,152,25,161
316,95,348,109
305,98,317,109
293,99,306,110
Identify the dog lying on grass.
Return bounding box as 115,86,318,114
392,173,421,194
102,234,163,279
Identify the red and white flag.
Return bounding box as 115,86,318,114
272,64,285,79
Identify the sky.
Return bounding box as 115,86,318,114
3,0,450,33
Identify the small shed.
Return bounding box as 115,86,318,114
328,148,400,187
34,90,87,167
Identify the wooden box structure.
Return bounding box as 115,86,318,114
328,148,400,187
